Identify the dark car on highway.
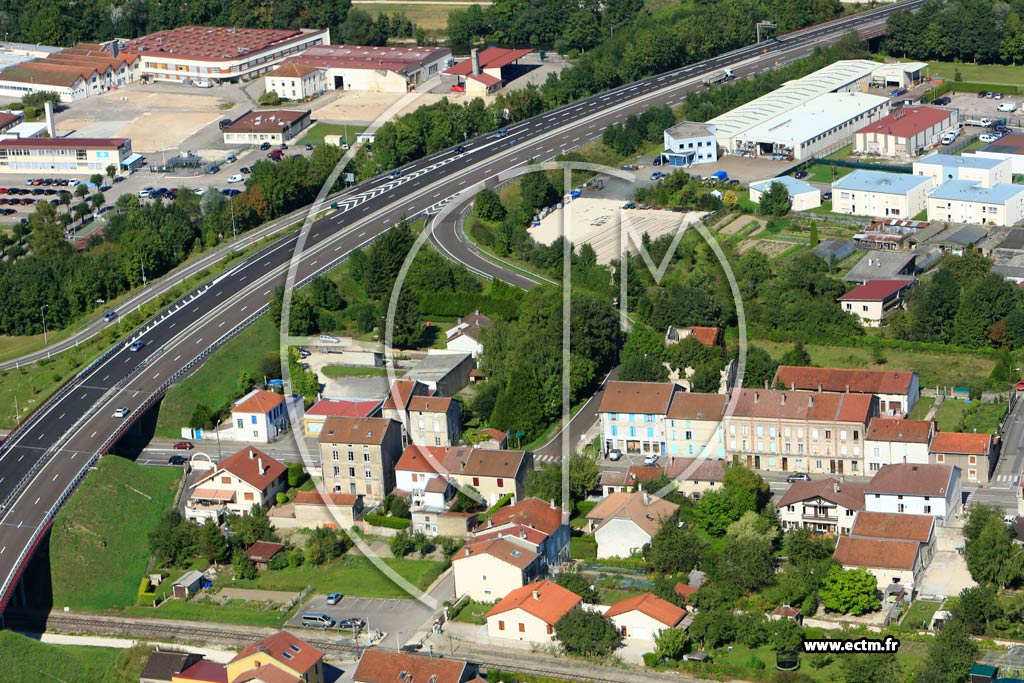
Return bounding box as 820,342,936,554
168,455,188,466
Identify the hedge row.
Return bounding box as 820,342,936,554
364,512,411,529
137,577,156,606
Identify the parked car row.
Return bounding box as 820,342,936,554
23,177,82,187
980,127,1013,143
140,186,242,199
978,91,1007,100
0,187,71,196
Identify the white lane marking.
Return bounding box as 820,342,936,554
218,321,225,328
52,473,59,481
90,431,96,438
34,497,39,505
241,306,248,312
358,232,366,238
57,413,64,421
102,375,108,381
195,338,203,344
173,355,181,362
153,372,160,379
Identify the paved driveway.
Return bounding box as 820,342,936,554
917,527,975,598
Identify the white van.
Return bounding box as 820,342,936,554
998,101,1017,113
940,129,960,145
195,80,213,89
301,612,335,628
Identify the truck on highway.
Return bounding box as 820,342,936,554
702,69,734,87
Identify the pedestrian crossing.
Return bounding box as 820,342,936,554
534,453,561,465
993,474,1020,485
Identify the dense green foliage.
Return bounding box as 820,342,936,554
818,566,881,615
525,453,600,512
601,106,675,157
758,181,791,217
553,607,622,656
886,0,1024,65
962,504,1023,588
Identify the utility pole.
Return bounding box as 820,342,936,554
40,304,48,344
230,196,237,239
140,254,147,286
214,419,222,460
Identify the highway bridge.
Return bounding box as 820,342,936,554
0,0,923,616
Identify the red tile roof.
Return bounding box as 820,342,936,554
488,497,563,535
776,478,866,511
626,465,665,485
126,26,325,62
407,395,454,413
382,379,431,411
292,490,360,506
856,106,955,139
318,416,397,445
291,45,451,76
772,605,801,618
838,279,914,302
445,48,531,76
198,446,285,492
585,492,678,537
456,536,539,569
305,398,381,418
395,444,448,473
773,366,916,395
598,381,678,415
246,541,285,562
604,592,686,627
467,72,501,87
851,511,933,542
674,583,698,600
930,431,992,456
485,580,581,625
866,418,932,443
266,61,322,78
230,631,323,676
867,463,955,497
352,649,469,683
834,536,920,570
472,523,548,548
231,666,297,683
666,393,727,421
176,660,228,683
665,458,725,482
233,389,285,414
444,447,529,479
729,389,873,423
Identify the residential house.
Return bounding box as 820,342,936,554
842,251,918,284
172,660,227,683
771,605,802,623
264,61,327,101
318,416,403,505
225,631,324,683
394,445,452,508
479,497,570,565
864,417,933,473
831,170,933,219
407,395,461,447
246,541,284,571
598,381,680,457
186,446,287,521
445,310,492,358
485,580,582,645
851,510,936,567
665,325,725,349
352,649,478,683
290,490,363,528
665,392,726,459
776,478,866,535
835,510,936,591
749,176,821,211
231,389,289,443
665,458,726,499
140,651,205,683
913,152,1011,188
604,593,687,643
381,379,433,425
452,536,545,601
301,398,381,436
927,180,1024,226
585,491,678,559
625,464,664,490
838,279,915,327
412,507,477,538
445,447,533,507
722,389,875,476
930,431,995,484
474,427,508,449
772,366,919,416
864,463,962,524
600,470,629,496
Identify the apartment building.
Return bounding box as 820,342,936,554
598,381,680,457
772,366,919,416
863,417,932,473
722,389,875,475
406,395,461,447
776,478,866,535
318,416,403,505
665,392,726,459
864,463,961,524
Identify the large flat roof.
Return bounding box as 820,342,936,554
929,179,1024,204
915,152,1006,170
833,169,932,194
709,59,880,140
857,106,954,139
750,176,818,195
736,92,887,147
291,45,450,75
445,47,531,76
979,132,1024,155
125,26,326,63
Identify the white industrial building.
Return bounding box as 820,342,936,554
927,180,1024,226
913,153,1011,189
662,121,717,167
749,176,821,211
709,59,890,161
283,45,452,94
832,170,933,218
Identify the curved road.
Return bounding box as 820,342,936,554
0,0,922,613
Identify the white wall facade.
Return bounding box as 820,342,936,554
602,411,666,456
833,182,930,219
864,470,961,525
265,70,326,100
608,611,674,642
863,440,930,474
594,518,651,559
926,189,1024,226
487,608,557,645
453,553,529,601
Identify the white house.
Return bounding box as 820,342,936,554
598,381,679,457
914,152,1010,188
452,536,544,602
603,593,687,642
749,176,821,211
445,311,492,358
864,463,961,524
393,445,449,508
832,170,933,219
926,180,1024,227
264,61,327,100
662,121,718,167
864,418,932,474
776,478,866,535
834,510,936,591
231,389,289,443
485,580,582,646
585,492,678,559
837,279,915,327
186,446,287,521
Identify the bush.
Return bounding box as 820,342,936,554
287,462,306,488
136,577,156,605
364,512,412,529
276,492,288,505
390,532,415,558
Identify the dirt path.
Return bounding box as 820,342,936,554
719,215,766,235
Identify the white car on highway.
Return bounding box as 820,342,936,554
113,407,131,418
227,174,244,183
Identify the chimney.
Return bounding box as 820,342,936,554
465,547,471,557
532,589,540,601
249,449,255,460
754,391,759,404
258,457,266,475
833,481,841,494
845,384,850,393
488,518,493,528
808,395,814,407
818,383,822,392
781,394,786,405
521,531,527,539
643,492,650,505
791,382,795,391
550,499,556,509
44,100,56,138
471,48,481,75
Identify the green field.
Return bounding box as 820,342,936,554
711,640,926,682
123,599,295,628
934,399,1007,434
908,396,936,420
29,456,181,612
320,364,390,378
354,3,472,30
929,61,1024,88
452,599,493,624
902,600,943,630
226,555,447,598
570,535,598,560
155,315,279,438
301,123,365,148
0,632,151,683
803,164,855,184
753,340,996,388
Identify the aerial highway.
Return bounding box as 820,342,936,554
0,0,923,615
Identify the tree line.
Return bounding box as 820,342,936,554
0,146,343,336
885,0,1024,65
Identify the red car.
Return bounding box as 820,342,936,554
173,441,194,450
0,188,8,194
32,178,44,186
20,198,33,205
1016,380,1024,391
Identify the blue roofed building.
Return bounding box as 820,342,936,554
926,180,1024,226
832,170,932,219
913,153,1011,188
749,176,821,211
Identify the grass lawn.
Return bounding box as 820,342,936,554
908,396,936,420
934,399,1007,434
570,535,597,560
712,639,927,682
958,138,987,154
0,631,151,683
452,599,493,624
320,365,389,378
928,61,1024,89
227,555,446,598
753,339,996,388
155,315,279,438
827,144,854,160
28,455,180,612
902,600,943,630
803,164,855,184
348,3,458,30
122,599,295,628
301,123,365,148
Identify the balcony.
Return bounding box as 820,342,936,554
802,513,838,523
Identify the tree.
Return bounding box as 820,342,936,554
644,517,706,573
553,568,601,603
554,607,621,656
91,192,105,210
106,164,118,181
520,166,558,211
390,532,415,558
717,536,774,593
809,222,819,247
840,654,902,683
918,617,979,683
759,181,791,216
819,566,881,615
619,353,668,382
525,453,600,510
199,517,228,564
956,585,997,635
227,505,277,546
779,341,812,367
726,510,779,545
286,462,306,488
391,292,423,349
258,90,282,105
654,627,691,660
743,345,778,389
475,188,506,222
964,514,1021,588
309,275,345,311
232,548,257,580
449,485,482,512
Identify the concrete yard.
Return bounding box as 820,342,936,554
916,525,975,599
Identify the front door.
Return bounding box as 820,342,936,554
781,457,788,471
754,455,761,469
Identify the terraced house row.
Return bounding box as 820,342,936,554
598,367,998,482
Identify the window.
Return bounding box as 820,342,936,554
685,430,693,440
435,437,442,446
498,621,505,631
244,492,254,501
825,430,832,439
349,467,356,477
853,430,859,441
251,415,257,425
840,430,847,440
546,624,554,635
333,466,340,476
936,454,944,463
924,505,932,514
815,459,822,470
787,505,795,512
518,623,526,633
347,450,354,460
363,450,370,461
365,468,372,479
236,418,244,429
497,478,504,488
898,504,906,513
473,477,480,486
969,455,977,465
870,462,880,471
221,476,231,484
332,451,339,462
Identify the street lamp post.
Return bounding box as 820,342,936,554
40,304,48,344
214,419,222,459
230,195,237,240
